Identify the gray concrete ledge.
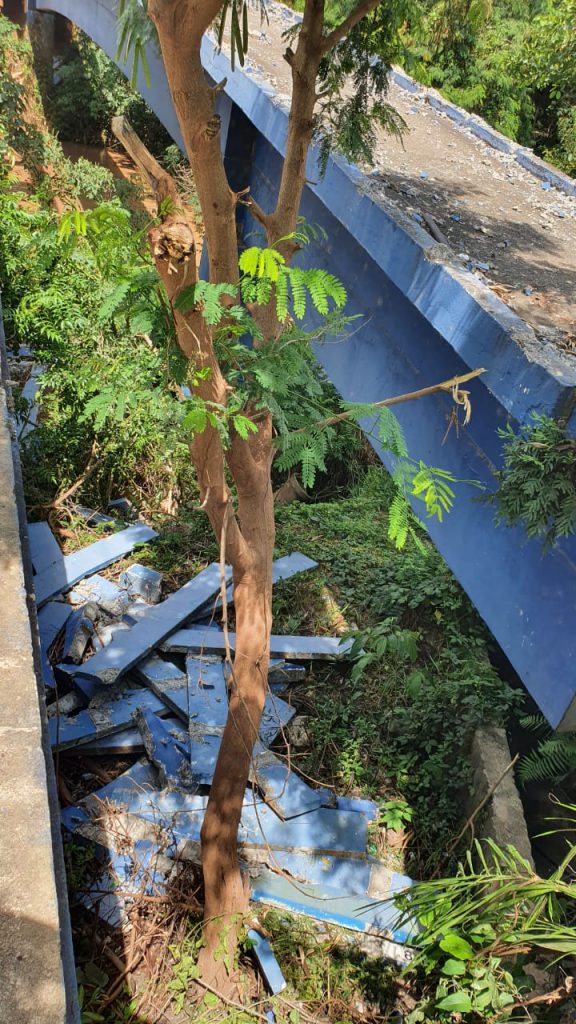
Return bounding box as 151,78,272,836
469,727,534,866
0,306,79,1024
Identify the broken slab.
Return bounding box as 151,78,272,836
71,575,130,618
69,562,229,685
195,551,318,618
135,709,194,791
119,563,162,603
37,600,73,690
247,929,286,994
250,868,414,945
49,682,185,751
27,521,62,575
71,761,370,858
251,746,334,820
162,625,353,660
62,604,99,663
33,522,158,607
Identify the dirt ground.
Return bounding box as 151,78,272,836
239,3,576,354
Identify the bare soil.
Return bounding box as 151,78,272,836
240,4,576,353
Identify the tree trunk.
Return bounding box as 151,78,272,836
143,3,278,992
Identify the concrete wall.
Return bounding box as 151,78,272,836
0,308,79,1023
29,0,576,730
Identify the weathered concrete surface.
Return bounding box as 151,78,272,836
0,321,78,1022
470,727,534,866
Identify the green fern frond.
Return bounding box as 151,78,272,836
388,491,410,549
518,737,576,785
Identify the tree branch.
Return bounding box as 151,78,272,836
293,367,486,434
320,0,381,54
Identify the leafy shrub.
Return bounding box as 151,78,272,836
490,414,576,550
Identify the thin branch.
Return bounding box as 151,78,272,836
320,0,381,54
31,439,99,511
444,753,520,861
293,367,486,434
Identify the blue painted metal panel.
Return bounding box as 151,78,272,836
33,523,158,607
163,625,353,660
27,521,62,574
37,601,73,689
247,930,286,994
251,868,415,945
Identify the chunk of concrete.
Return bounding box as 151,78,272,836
119,563,162,603
469,727,534,866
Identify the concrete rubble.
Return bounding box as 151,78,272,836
29,515,414,998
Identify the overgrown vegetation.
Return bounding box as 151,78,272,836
489,414,576,550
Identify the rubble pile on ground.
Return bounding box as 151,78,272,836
30,513,412,992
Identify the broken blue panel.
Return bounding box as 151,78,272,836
238,799,369,856
73,575,130,617
71,563,230,685
33,523,158,607
74,505,115,528
135,709,194,791
268,661,307,688
186,693,295,782
74,726,145,755
259,693,295,745
252,748,333,820
247,930,286,994
80,869,128,928
48,684,180,751
132,655,188,717
335,796,379,820
187,656,229,727
192,551,318,620
163,627,354,660
83,762,369,857
119,563,162,603
109,497,136,516
265,851,373,894
189,731,220,784
37,601,73,690
250,869,415,943
27,521,62,575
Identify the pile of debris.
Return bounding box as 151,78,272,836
30,513,413,996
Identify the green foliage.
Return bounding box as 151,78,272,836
274,472,519,865
517,714,576,785
394,835,576,1020
489,413,576,549
50,30,171,152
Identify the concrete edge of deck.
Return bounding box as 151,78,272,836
0,305,79,1024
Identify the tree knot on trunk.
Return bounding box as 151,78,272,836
149,219,196,267
205,114,221,139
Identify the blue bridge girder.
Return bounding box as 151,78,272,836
28,0,576,730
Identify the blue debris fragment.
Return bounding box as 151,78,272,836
71,563,229,685
33,523,158,607
27,522,62,575
37,601,73,690
163,626,354,661
135,708,193,791
119,563,163,604
247,929,286,994
62,604,99,663
73,575,130,617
